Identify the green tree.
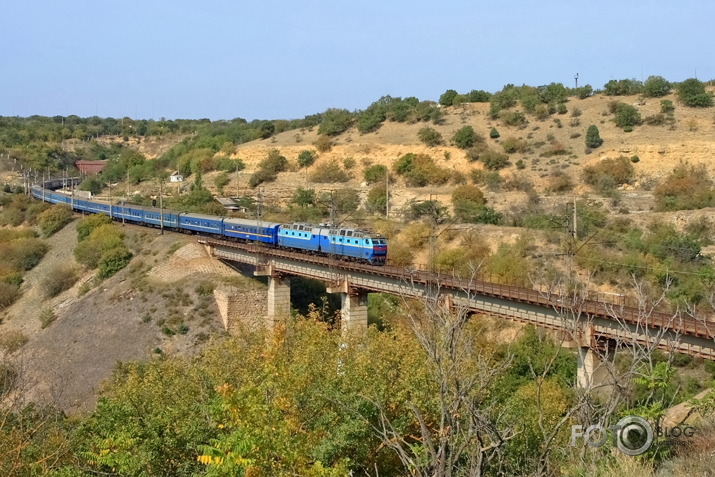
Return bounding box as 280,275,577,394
490,127,500,139
452,125,479,149
642,75,671,97
614,103,642,129
318,108,354,136
366,185,387,215
214,172,230,194
677,78,714,107
292,187,316,208
363,164,388,184
585,125,603,148
78,176,103,195
37,204,73,236
439,89,459,106
417,127,442,147
297,150,317,168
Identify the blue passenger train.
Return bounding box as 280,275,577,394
30,185,388,264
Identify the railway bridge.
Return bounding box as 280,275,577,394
201,238,715,390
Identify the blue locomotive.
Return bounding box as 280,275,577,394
30,185,388,264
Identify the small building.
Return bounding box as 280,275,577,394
75,160,107,175
170,171,184,183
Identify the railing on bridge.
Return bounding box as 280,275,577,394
200,238,715,345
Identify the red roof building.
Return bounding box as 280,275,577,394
75,160,108,175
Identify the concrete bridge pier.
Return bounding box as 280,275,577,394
340,292,368,335
577,346,613,392
267,275,291,329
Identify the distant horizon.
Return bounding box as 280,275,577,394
3,0,712,121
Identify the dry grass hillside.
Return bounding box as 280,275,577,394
222,90,715,214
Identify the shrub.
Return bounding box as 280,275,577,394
489,127,500,139
39,308,56,329
308,160,350,183
643,114,667,126
297,150,317,168
603,78,643,96
76,214,111,241
439,89,459,106
451,185,494,223
41,265,79,298
318,108,354,135
248,149,288,187
501,137,529,154
481,150,510,170
660,99,675,114
573,85,593,99
677,78,714,107
654,163,715,211
313,135,332,153
0,330,27,353
499,110,528,127
78,176,103,195
417,127,443,146
614,103,642,129
452,126,480,149
0,238,49,271
583,156,635,194
471,169,503,190
365,185,387,215
334,188,360,213
547,170,573,193
392,153,450,186
214,172,230,193
98,246,133,279
363,164,388,184
642,75,671,98
37,204,73,237
0,282,19,309
585,125,603,148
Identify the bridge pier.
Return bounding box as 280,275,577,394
577,347,612,392
267,275,291,329
340,292,368,335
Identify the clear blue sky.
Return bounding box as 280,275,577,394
2,0,712,121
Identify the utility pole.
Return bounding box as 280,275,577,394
385,172,389,219
572,195,578,240
159,178,164,235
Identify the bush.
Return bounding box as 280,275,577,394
417,127,443,146
0,238,49,271
297,150,317,168
501,137,529,154
643,113,667,126
677,78,714,107
585,125,603,148
642,75,671,98
37,204,73,237
392,153,450,186
248,149,288,187
489,127,500,139
213,172,230,193
439,89,459,106
573,85,593,99
582,156,635,194
41,265,79,298
451,185,493,223
76,214,111,241
0,282,19,309
98,246,133,279
547,170,573,193
481,150,510,170
39,308,56,329
0,330,27,353
313,135,332,153
365,185,387,215
614,103,642,129
661,99,675,114
499,110,528,127
603,78,643,96
452,126,480,149
363,164,388,184
654,163,715,211
317,108,354,135
78,176,103,195
308,160,350,183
